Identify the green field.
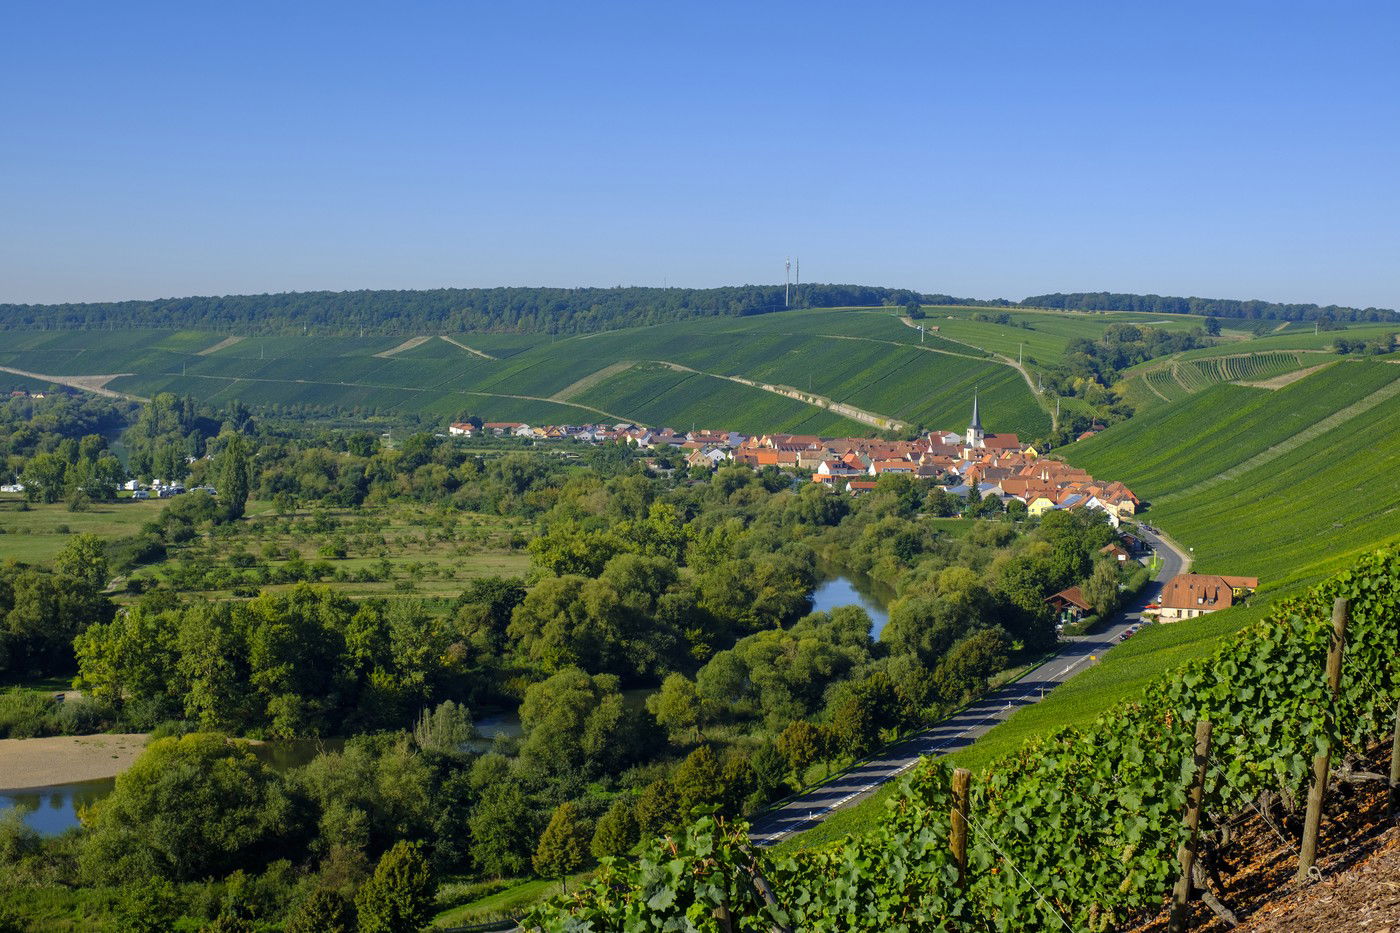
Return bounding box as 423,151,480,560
0,497,168,564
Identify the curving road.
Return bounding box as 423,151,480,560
749,525,1189,846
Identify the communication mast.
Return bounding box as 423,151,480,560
794,257,800,306
785,258,791,308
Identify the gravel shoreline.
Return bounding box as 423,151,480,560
0,733,149,792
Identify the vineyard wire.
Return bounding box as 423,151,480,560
1247,796,1300,857
956,804,1075,932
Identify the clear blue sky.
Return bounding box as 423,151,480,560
3,1,1397,308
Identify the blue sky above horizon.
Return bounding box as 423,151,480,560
2,2,1397,308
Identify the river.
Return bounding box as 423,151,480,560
810,574,891,638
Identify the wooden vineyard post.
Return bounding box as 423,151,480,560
1297,597,1349,883
1168,719,1213,933
951,767,971,889
1390,699,1400,815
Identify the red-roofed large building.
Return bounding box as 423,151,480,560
1156,573,1260,621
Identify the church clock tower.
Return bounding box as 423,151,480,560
965,391,985,449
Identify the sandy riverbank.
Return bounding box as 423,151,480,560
0,733,149,792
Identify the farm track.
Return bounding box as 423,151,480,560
373,336,433,358
550,360,636,401
1152,366,1400,506
438,336,497,360
195,335,245,356
649,360,905,430
0,365,147,401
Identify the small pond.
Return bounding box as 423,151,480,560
810,575,891,639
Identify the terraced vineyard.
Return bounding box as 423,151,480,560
1118,348,1331,407
1069,359,1400,589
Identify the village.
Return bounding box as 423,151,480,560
451,395,1258,627
451,395,1142,523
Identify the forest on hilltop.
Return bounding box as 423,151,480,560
1023,290,1397,321
0,285,977,336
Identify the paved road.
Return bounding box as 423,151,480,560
749,525,1189,846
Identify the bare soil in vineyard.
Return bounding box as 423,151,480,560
1127,741,1400,932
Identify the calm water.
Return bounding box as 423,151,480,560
810,575,891,638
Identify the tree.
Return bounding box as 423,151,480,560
965,480,982,512
354,840,435,933
54,533,108,591
775,720,822,781
18,452,66,503
926,485,957,517
468,781,536,878
518,667,646,782
1204,315,1222,336
533,802,592,892
1083,558,1121,616
590,797,640,859
411,699,473,754
634,778,679,835
285,889,355,933
78,733,301,883
646,673,701,743
217,432,252,521
905,300,926,320
672,745,723,814
932,627,1011,704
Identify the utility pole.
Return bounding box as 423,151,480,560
1019,342,1023,366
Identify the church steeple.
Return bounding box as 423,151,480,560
965,390,985,449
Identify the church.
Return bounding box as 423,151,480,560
962,391,1021,453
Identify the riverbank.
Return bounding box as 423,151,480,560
0,733,149,792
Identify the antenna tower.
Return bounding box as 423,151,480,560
794,258,800,306
785,258,791,308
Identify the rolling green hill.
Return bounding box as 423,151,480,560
1068,358,1400,591
0,309,1059,436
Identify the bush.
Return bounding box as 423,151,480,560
0,690,56,739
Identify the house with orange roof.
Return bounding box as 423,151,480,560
1156,573,1260,621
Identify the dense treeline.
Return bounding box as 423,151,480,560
0,284,971,336
1025,290,1397,322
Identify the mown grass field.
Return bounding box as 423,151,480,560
0,497,168,564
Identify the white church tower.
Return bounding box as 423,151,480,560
965,391,985,449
